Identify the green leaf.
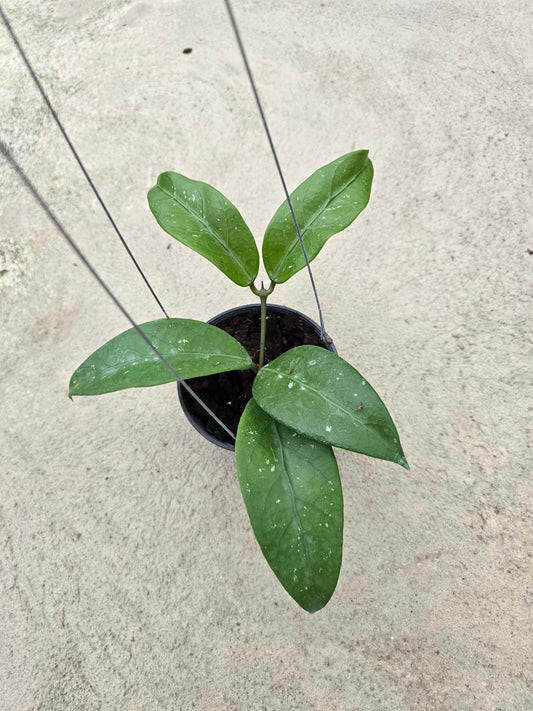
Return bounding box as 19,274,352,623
253,346,408,468
148,172,259,286
236,399,343,613
263,150,373,283
69,318,252,396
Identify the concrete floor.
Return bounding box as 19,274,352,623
1,1,531,709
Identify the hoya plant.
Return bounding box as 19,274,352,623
70,150,407,613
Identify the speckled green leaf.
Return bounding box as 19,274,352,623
263,150,373,283
253,346,408,468
69,318,252,396
236,399,343,613
148,172,259,286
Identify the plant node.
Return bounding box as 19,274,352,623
250,280,275,298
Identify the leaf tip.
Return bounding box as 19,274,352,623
306,604,324,615
396,454,410,470
302,595,333,614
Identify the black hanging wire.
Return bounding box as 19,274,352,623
0,2,327,437
0,5,169,319
0,142,236,440
223,0,328,341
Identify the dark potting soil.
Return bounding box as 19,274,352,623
180,307,327,446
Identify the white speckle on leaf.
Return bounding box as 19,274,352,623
288,382,294,389
326,425,332,432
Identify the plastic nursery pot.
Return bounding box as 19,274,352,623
177,303,337,451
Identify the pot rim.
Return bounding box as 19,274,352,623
177,303,336,451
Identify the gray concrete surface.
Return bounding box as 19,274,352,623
1,1,531,709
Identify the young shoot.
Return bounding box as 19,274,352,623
69,150,408,613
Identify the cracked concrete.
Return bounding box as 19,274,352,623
1,1,531,709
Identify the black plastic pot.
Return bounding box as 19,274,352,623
178,303,337,451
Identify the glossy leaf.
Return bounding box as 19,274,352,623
236,399,343,613
253,346,408,468
69,318,252,396
148,172,259,286
263,150,373,283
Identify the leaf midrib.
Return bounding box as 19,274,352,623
157,183,253,282
263,367,392,450
93,350,249,368
269,161,368,281
271,421,319,602
118,351,249,362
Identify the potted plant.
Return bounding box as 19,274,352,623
69,149,408,613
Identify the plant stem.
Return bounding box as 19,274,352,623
250,280,275,370
259,293,267,369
